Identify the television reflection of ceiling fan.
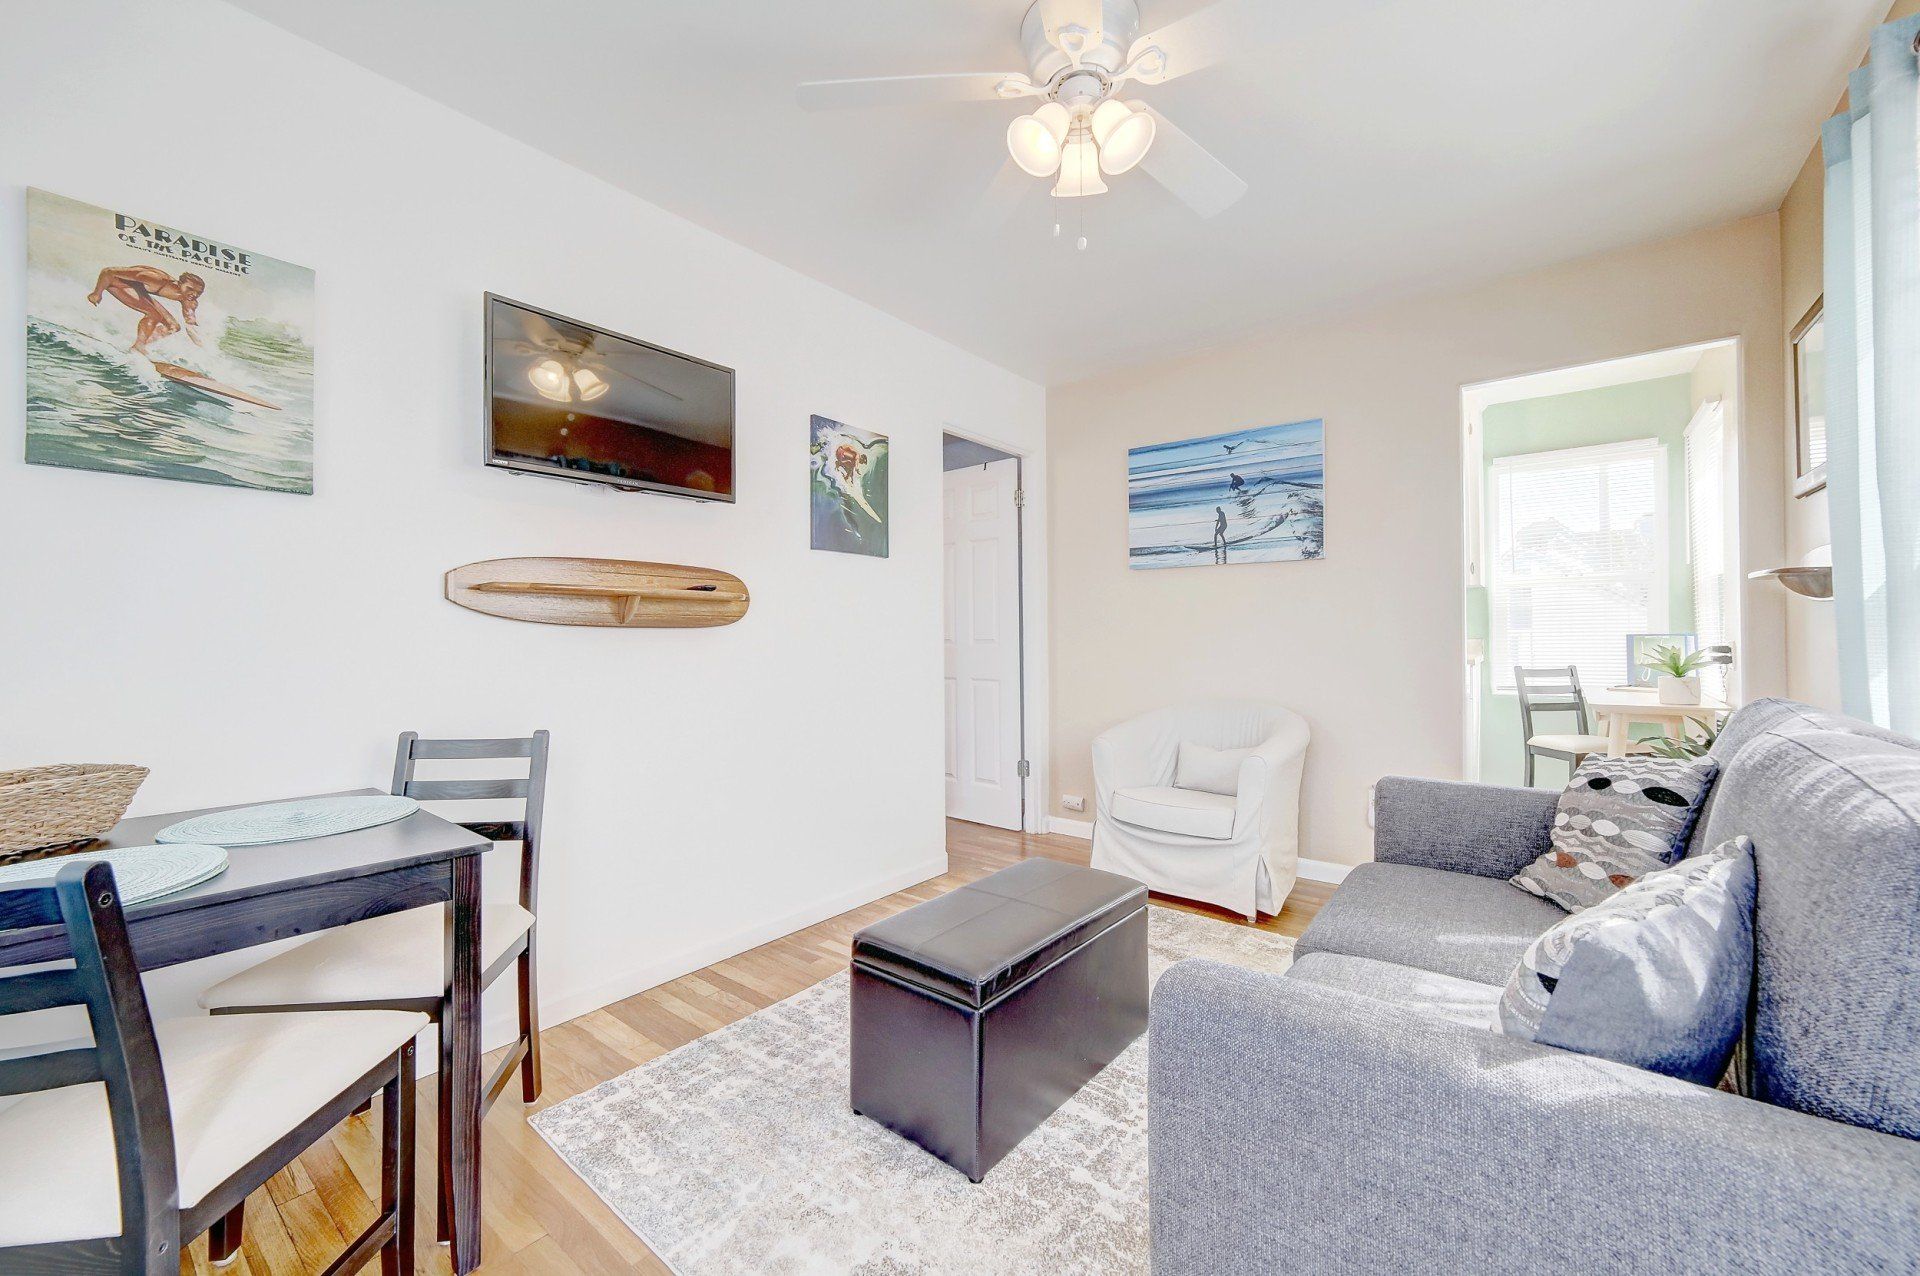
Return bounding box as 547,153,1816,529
507,317,685,406
797,0,1247,222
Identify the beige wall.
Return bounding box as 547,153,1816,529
1048,214,1786,867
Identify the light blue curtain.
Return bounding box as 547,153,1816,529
1823,15,1920,732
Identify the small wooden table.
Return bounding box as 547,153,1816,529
0,789,494,1275
1587,687,1732,757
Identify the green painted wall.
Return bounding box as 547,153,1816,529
1468,374,1697,786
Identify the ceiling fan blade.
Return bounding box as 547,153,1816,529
598,363,686,402
969,157,1038,231
797,72,1025,111
1127,0,1244,84
1133,104,1247,218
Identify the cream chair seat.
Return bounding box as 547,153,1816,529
1109,785,1238,840
200,902,534,1010
0,1009,425,1248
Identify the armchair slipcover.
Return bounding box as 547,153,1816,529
1091,702,1309,920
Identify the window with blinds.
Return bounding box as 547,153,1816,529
1489,439,1668,693
1685,403,1729,700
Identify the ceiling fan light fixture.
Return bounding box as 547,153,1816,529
1091,99,1155,174
1052,133,1107,198
572,367,610,402
528,358,572,402
1006,101,1071,177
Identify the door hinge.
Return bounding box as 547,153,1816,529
1016,759,1031,778
1014,488,1026,508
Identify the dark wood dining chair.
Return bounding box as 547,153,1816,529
0,861,419,1274
199,730,549,1248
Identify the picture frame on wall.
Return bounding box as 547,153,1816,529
1791,297,1826,499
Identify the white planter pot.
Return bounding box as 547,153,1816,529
1657,674,1701,705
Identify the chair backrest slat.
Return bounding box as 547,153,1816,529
0,863,179,1269
392,731,550,915
408,737,536,760
402,778,529,802
0,968,87,1016
0,1045,103,1097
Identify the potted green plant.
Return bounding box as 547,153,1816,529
1641,643,1733,705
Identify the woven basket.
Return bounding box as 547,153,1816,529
0,764,149,856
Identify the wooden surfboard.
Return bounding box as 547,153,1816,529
152,362,282,411
445,557,750,628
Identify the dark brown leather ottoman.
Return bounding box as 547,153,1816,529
849,859,1148,1181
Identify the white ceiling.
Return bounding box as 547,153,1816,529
230,0,1882,386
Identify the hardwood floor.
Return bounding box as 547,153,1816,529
183,820,1333,1274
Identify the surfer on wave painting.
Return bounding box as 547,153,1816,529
86,265,205,356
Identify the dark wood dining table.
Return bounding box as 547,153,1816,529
0,788,494,1275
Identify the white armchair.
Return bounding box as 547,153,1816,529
1091,702,1310,921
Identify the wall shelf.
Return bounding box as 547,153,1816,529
446,558,750,628
1747,566,1833,601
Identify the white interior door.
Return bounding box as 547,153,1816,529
944,457,1023,829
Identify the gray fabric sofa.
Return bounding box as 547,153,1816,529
1148,699,1920,1274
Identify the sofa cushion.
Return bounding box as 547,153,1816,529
1285,951,1502,1030
1110,785,1236,840
1510,754,1719,911
1499,838,1755,1085
1294,862,1566,984
1699,720,1920,1138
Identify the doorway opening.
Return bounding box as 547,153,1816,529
943,432,1028,831
1460,339,1743,786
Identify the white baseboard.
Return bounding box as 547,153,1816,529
412,855,949,1077
1295,857,1353,885
1047,815,1353,887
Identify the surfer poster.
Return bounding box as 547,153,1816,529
1127,419,1325,569
25,188,315,494
809,415,890,558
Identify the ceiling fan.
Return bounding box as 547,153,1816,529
797,0,1247,222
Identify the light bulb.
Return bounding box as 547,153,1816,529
1091,100,1155,174
1006,101,1071,177
528,358,572,402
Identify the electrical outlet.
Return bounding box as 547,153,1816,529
1061,794,1087,812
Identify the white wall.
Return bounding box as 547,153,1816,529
0,1,1045,1045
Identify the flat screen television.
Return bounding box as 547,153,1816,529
485,294,735,501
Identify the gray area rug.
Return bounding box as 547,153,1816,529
531,906,1295,1275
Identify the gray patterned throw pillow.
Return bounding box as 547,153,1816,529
1499,837,1755,1085
1510,754,1719,911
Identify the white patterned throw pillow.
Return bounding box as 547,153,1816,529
1510,754,1719,911
1499,837,1755,1085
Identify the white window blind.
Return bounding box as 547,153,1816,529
1489,440,1667,693
1684,403,1729,700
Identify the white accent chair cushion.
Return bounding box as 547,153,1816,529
0,1010,426,1247
1111,785,1238,840
1091,702,1310,921
199,902,534,1010
1173,742,1251,796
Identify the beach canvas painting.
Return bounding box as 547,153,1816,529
1128,419,1325,569
809,415,890,557
26,188,315,494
